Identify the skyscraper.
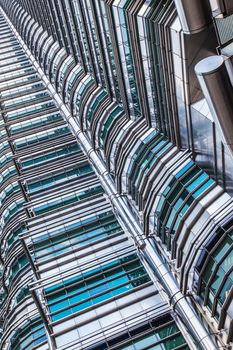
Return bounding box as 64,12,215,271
0,0,232,349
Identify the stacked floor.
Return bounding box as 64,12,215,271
0,11,191,350
0,1,233,350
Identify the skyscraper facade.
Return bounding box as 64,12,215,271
0,0,232,349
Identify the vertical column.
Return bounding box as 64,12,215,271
195,55,233,154
174,0,212,34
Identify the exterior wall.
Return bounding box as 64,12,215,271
0,8,181,350
0,0,233,349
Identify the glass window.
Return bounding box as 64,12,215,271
27,164,92,193
86,90,108,127
9,255,29,285
75,76,95,111
14,126,70,149
3,91,49,109
21,144,80,169
10,113,62,135
7,101,55,121
33,184,103,215
99,105,123,146
33,210,121,262
10,319,46,350
199,229,233,318
45,254,150,321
